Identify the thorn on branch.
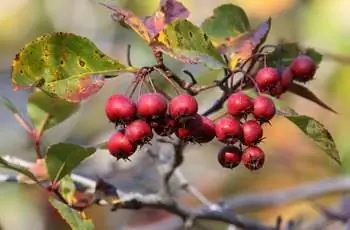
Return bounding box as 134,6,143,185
183,70,197,85
126,44,133,67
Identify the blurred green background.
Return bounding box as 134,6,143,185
0,0,349,229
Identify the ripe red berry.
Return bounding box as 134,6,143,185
105,94,136,124
137,93,167,119
175,115,215,143
107,132,137,160
169,94,198,121
269,67,294,97
215,116,243,145
217,146,242,169
195,115,216,143
252,95,276,122
255,67,280,90
227,92,253,117
242,146,265,171
241,120,263,145
280,67,294,89
290,55,317,82
152,115,177,136
125,120,153,144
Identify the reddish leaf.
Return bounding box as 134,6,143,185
289,82,337,114
221,18,271,68
143,0,190,37
100,3,152,43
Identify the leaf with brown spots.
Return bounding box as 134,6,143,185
11,32,130,103
285,115,341,165
143,0,190,37
151,19,225,69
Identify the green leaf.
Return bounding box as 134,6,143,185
11,32,131,103
267,43,323,68
151,19,225,69
46,143,96,182
49,198,94,230
27,90,80,131
59,175,76,205
289,82,337,114
0,96,19,114
0,156,39,184
201,4,250,45
285,115,340,165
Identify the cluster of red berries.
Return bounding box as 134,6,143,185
104,54,317,171
105,93,202,160
216,54,318,171
256,54,317,97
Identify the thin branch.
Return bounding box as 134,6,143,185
174,169,220,210
13,113,32,134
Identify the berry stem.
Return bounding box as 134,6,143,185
127,78,140,98
154,66,181,95
147,75,157,93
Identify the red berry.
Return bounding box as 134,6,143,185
175,115,215,143
280,67,294,89
105,94,136,124
195,115,216,143
125,120,153,144
217,146,242,169
270,67,294,97
241,120,263,145
152,115,177,136
169,94,198,121
255,67,280,90
215,116,243,145
137,93,167,119
290,55,316,82
107,132,137,160
252,95,276,122
227,92,253,117
242,146,265,171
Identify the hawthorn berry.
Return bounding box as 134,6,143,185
241,120,263,146
105,94,136,124
242,146,265,171
290,55,317,82
194,115,216,143
175,115,215,143
125,120,153,144
252,95,276,122
107,132,137,160
169,94,198,121
217,146,242,169
269,67,294,97
215,116,243,145
280,67,294,90
227,92,253,117
255,67,280,91
152,115,177,136
137,93,167,119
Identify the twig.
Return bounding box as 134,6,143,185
163,139,185,195
174,169,219,210
13,113,32,134
33,114,50,159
